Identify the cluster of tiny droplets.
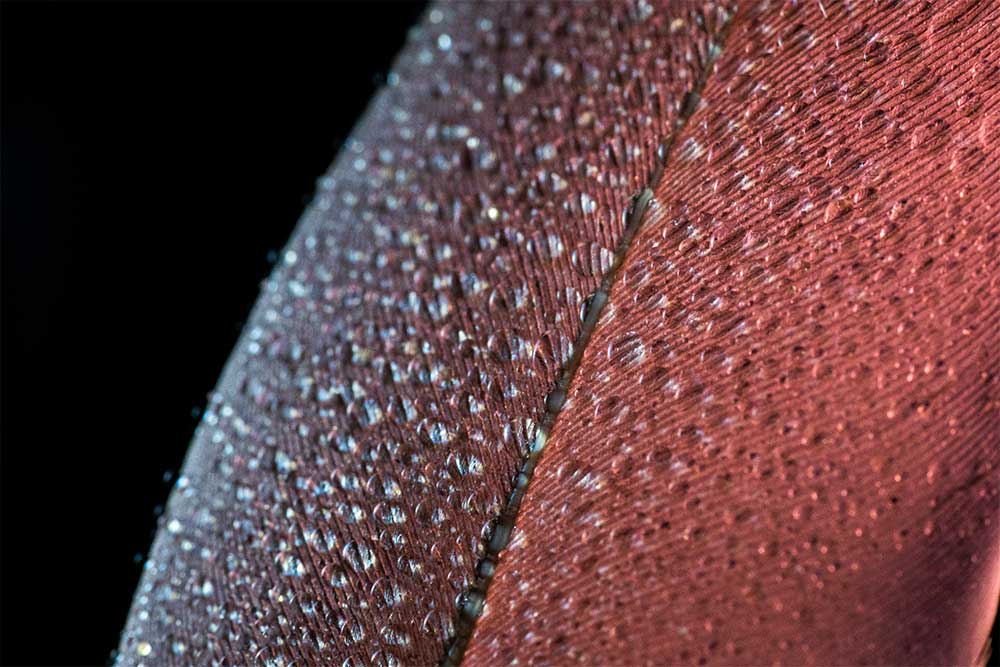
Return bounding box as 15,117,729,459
462,0,1000,664
117,2,734,665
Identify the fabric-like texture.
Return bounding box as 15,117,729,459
119,1,1000,666
466,1,1000,665
117,3,730,664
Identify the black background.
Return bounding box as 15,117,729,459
1,2,424,664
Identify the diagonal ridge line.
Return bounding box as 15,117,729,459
442,9,738,665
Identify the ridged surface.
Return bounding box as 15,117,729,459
116,3,730,664
119,2,1000,665
466,1,1000,665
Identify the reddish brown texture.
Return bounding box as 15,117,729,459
466,1,1000,665
119,1,1000,665
117,3,729,665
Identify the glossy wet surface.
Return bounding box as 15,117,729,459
119,2,1000,665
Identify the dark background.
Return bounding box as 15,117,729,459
1,2,424,664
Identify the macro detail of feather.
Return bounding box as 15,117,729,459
117,1,1000,666
466,1,1000,664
